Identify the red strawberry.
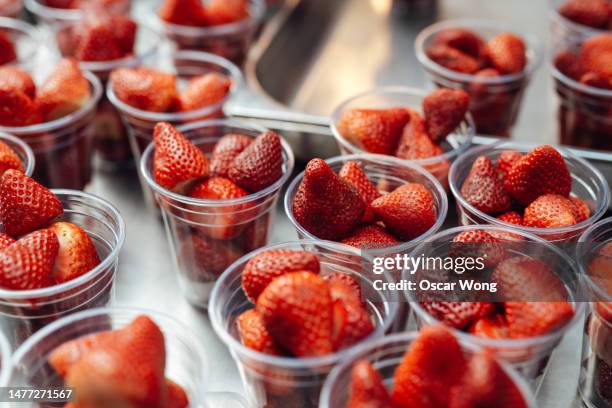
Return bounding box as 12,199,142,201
483,33,527,74
495,150,523,182
210,133,252,178
391,325,466,408
421,302,495,330
177,232,242,282
325,272,362,301
347,360,394,408
395,110,445,159
158,0,208,26
341,224,400,249
165,380,189,408
451,229,505,267
110,67,178,113
0,170,63,237
50,222,101,284
0,66,36,98
570,196,591,222
523,194,578,228
505,301,575,339
426,44,480,74
504,145,572,206
329,277,374,349
469,315,510,339
0,87,42,127
177,73,231,112
74,21,123,62
114,15,137,55
241,248,320,303
0,233,14,249
371,183,437,240
206,0,249,25
152,122,209,191
228,131,283,193
37,59,92,121
0,30,16,65
236,308,282,355
554,50,586,81
257,271,334,357
580,34,612,80
580,71,612,89
559,0,611,29
497,211,523,225
336,108,410,155
432,28,485,58
423,88,470,142
460,155,511,214
292,158,365,240
0,140,23,175
0,229,59,290
338,161,381,222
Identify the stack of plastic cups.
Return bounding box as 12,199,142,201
0,132,35,177
25,0,131,27
0,191,125,348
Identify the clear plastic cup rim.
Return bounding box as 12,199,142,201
0,131,35,177
330,85,475,165
407,224,587,350
0,0,23,17
208,239,398,369
0,189,126,300
0,70,102,135
449,140,611,236
415,18,544,84
140,118,295,207
106,50,243,122
25,0,125,21
0,16,40,65
155,0,266,37
283,153,449,252
550,58,612,99
577,217,612,302
0,329,11,387
320,331,538,408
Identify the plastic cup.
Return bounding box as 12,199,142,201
0,190,125,348
577,217,612,408
0,330,10,387
0,70,102,190
319,331,537,408
330,86,474,188
0,132,35,177
25,0,131,27
449,141,611,243
406,225,586,388
415,19,543,137
0,0,22,18
548,0,608,50
9,307,208,407
140,119,294,307
209,239,399,408
152,0,265,66
0,17,40,69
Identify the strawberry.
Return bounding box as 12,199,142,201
210,133,252,178
177,232,241,281
483,33,527,74
257,271,334,357
523,194,578,228
391,325,466,408
50,222,101,284
206,0,249,25
341,224,400,249
336,108,410,155
580,71,612,89
554,50,586,81
426,44,480,74
347,360,393,408
110,67,178,112
0,30,16,65
241,248,320,303
236,308,282,355
580,34,612,80
0,66,36,98
114,15,137,55
177,73,231,112
0,87,42,127
338,161,381,222
37,59,92,121
371,183,437,240
0,170,63,236
504,145,572,206
325,272,362,301
504,301,575,339
74,21,123,62
0,139,23,175
329,277,374,349
49,328,116,378
559,0,611,29
395,110,445,159
570,196,591,222
165,380,189,408
423,88,470,141
292,158,365,240
228,131,283,193
0,233,14,249
432,28,485,58
460,155,511,214
497,211,523,225
421,302,495,330
469,315,510,339
495,150,522,182
158,0,208,26
152,122,209,191
0,229,58,290
451,229,505,267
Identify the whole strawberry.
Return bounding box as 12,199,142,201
209,133,252,178
461,155,512,214
483,33,527,75
177,73,232,112
50,222,101,283
523,194,578,228
347,360,394,408
432,28,485,59
110,67,178,113
426,44,480,74
580,34,612,80
341,224,400,249
423,88,470,142
158,0,208,26
338,161,381,222
495,150,523,182
559,0,611,29
395,110,445,160
228,131,283,193
236,309,282,355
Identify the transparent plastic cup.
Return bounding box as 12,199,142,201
140,119,294,307
152,0,265,66
209,240,399,408
25,0,131,27
406,225,586,388
107,50,242,172
577,217,612,408
0,330,10,387
449,141,611,243
0,132,35,177
9,307,208,407
0,17,40,68
319,331,537,408
0,0,22,18
415,19,543,137
330,86,474,189
548,0,608,50
0,190,125,348
0,70,102,190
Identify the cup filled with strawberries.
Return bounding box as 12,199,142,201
331,87,474,188
320,325,537,408
209,240,399,408
449,141,610,242
415,19,543,137
0,17,40,68
0,170,125,347
25,0,130,27
140,120,294,307
154,0,265,65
